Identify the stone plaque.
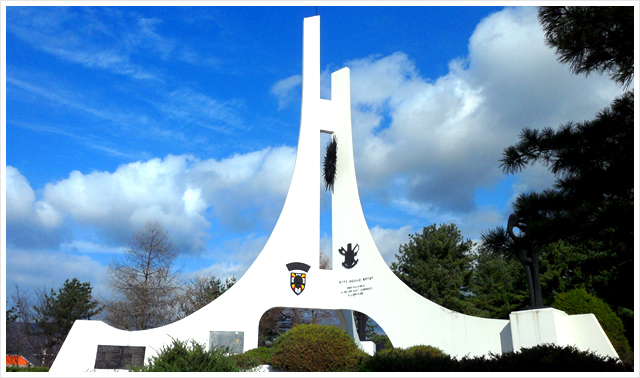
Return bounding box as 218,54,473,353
94,345,146,370
209,331,244,354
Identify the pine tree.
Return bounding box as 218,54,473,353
483,5,634,345
391,224,477,315
31,278,102,366
469,246,528,319
538,6,634,88
492,90,634,311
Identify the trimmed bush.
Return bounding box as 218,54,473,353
464,344,628,372
360,343,628,372
405,344,447,357
360,345,453,372
230,347,273,371
6,366,50,372
131,338,240,372
270,324,368,372
552,287,632,364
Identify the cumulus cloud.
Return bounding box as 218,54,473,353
13,147,295,255
6,7,627,297
6,247,109,298
200,233,270,280
370,225,414,265
347,6,620,227
6,166,65,248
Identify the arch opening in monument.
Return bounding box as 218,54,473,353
258,307,342,347
257,306,387,351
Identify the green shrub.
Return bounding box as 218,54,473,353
359,345,453,372
405,344,447,358
270,324,368,372
6,366,50,372
230,347,273,371
552,287,633,364
131,338,240,372
460,344,628,372
360,344,628,372
370,334,393,351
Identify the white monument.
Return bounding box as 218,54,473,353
49,16,619,373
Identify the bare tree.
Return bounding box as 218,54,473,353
102,221,182,330
8,280,100,368
177,273,236,318
7,285,42,363
11,284,59,366
319,248,332,270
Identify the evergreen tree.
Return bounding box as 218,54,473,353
353,311,376,340
32,278,102,366
483,5,634,345
490,90,634,312
391,224,477,315
469,246,528,319
6,300,18,323
538,6,634,88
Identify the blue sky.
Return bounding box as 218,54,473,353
3,5,627,305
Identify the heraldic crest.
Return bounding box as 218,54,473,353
286,262,310,295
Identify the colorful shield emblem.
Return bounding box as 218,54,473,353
286,262,310,295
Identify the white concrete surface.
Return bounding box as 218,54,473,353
360,341,377,356
49,16,619,374
510,307,618,359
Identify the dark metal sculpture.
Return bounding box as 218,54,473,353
507,213,544,307
355,311,368,341
339,243,359,269
322,135,338,192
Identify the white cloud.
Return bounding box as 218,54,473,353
201,234,270,280
13,146,295,254
6,7,214,80
346,6,622,223
506,163,557,208
60,240,124,255
5,247,109,300
271,74,302,110
464,7,617,130
183,187,205,216
6,166,65,248
370,225,414,265
5,6,628,299
158,88,247,133
6,166,37,222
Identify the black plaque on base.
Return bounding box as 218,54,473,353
94,345,146,370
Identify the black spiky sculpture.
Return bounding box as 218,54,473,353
322,135,338,192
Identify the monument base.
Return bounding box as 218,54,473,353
509,307,619,359
360,341,376,356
